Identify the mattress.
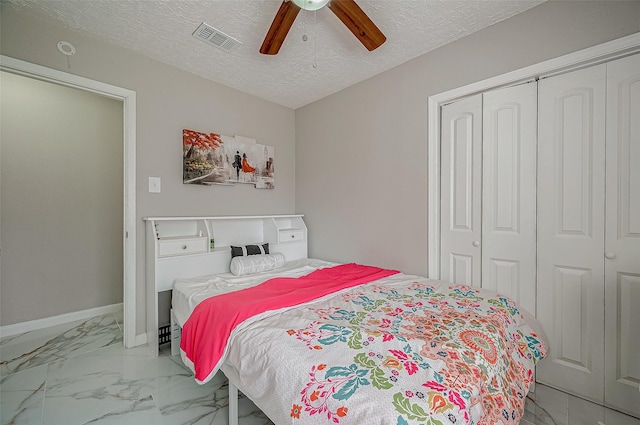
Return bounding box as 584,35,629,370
171,257,336,327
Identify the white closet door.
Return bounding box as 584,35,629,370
537,64,607,403
482,83,537,315
604,53,640,418
440,94,482,287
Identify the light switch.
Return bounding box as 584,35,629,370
149,177,161,193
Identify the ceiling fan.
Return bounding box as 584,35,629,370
260,0,386,55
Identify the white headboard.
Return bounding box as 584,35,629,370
143,214,307,354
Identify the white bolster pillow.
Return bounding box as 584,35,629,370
229,252,286,276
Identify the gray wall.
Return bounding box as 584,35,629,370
1,72,123,324
295,1,640,276
1,1,638,334
0,4,296,333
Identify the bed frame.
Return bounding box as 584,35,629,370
144,214,309,425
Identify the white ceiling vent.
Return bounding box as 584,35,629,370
192,22,241,53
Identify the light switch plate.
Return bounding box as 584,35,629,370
149,177,161,193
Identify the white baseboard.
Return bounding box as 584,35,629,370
133,332,147,347
0,303,123,338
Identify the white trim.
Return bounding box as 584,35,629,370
0,56,134,99
0,55,138,348
427,94,441,279
134,333,148,346
0,303,123,338
427,32,640,280
123,87,137,349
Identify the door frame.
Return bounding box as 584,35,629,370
427,32,640,280
1,55,137,348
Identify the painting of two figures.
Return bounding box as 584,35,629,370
183,128,274,189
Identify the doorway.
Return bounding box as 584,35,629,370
0,56,137,347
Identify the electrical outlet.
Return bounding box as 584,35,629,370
149,177,161,193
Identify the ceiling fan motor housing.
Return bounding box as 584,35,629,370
260,0,386,55
291,0,330,11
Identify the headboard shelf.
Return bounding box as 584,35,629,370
142,214,305,221
144,214,308,356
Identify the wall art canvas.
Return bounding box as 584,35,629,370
183,129,274,189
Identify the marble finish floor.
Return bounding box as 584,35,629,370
1,312,638,425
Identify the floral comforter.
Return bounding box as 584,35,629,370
215,268,547,425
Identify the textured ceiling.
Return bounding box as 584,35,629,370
4,0,544,109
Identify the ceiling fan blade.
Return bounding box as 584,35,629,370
260,0,301,55
328,0,386,51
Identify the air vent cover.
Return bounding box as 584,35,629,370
192,22,241,53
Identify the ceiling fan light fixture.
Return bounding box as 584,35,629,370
261,0,385,55
291,0,330,11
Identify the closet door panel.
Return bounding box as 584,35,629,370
604,53,640,418
537,64,606,403
440,95,482,286
482,83,537,315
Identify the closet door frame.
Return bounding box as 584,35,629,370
428,32,640,280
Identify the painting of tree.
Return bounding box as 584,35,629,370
183,129,225,183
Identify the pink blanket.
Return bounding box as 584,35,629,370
180,263,399,383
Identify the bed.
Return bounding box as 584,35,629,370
172,256,548,425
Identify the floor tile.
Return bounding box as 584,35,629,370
79,395,164,425
152,372,230,425
2,312,639,425
1,388,45,425
0,363,48,391
0,315,122,376
527,384,569,425
0,364,48,425
604,409,640,425
42,343,190,425
523,398,558,425
237,397,273,425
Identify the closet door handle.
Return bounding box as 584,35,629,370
605,251,616,259
472,241,480,247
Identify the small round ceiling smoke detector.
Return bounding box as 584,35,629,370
57,41,76,56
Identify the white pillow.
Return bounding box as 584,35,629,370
229,252,286,276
